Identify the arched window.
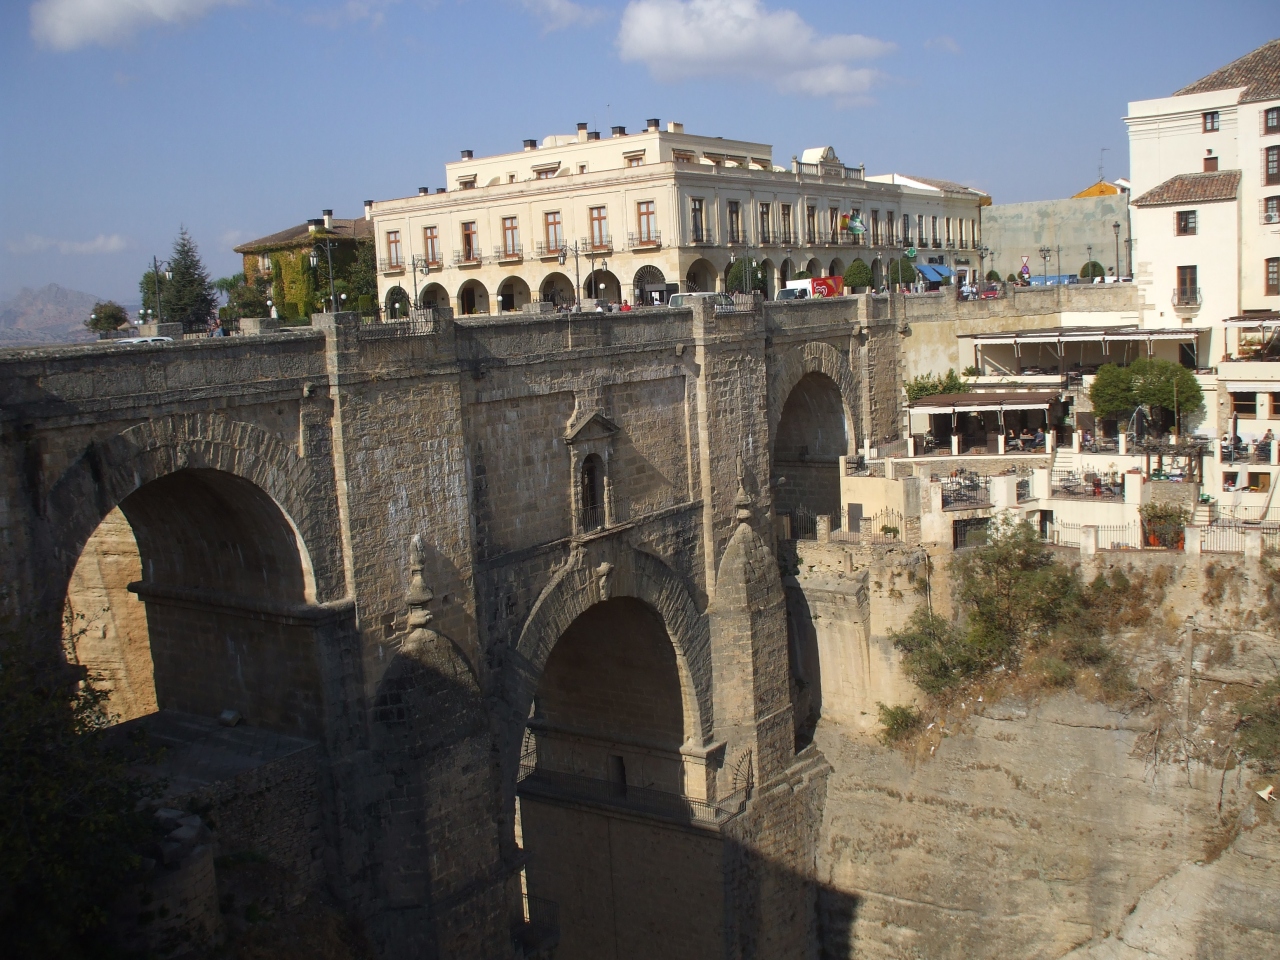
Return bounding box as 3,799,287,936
580,454,604,530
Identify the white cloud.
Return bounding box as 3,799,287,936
518,0,602,32
617,0,893,101
925,35,960,54
30,0,241,51
7,234,128,255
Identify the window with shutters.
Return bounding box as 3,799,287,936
690,198,705,242
461,222,478,261
1176,210,1197,236
424,226,439,265
637,201,656,243
758,203,771,244
589,206,609,248
1267,258,1279,297
387,230,403,267
1267,146,1280,185
1267,107,1280,135
727,201,741,243
1203,111,1220,132
544,211,563,251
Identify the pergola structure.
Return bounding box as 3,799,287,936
961,325,1202,377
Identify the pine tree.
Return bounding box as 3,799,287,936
165,228,217,332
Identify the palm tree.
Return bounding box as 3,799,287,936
213,273,246,317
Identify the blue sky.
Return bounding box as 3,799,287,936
1,0,1277,303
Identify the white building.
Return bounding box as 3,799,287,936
1126,38,1280,360
367,120,987,315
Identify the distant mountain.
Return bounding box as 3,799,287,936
0,283,123,345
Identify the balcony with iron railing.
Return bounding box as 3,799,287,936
494,243,523,262
1173,287,1202,308
452,249,483,266
689,226,712,245
517,749,748,828
940,475,992,510
582,235,613,254
1050,469,1123,500
511,893,559,958
931,239,942,248
378,257,405,273
534,240,566,259
627,230,662,250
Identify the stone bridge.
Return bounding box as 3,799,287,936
0,296,902,958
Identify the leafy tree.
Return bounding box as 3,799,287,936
1129,357,1203,431
138,269,167,320
0,624,161,957
726,258,764,294
1080,260,1106,279
843,258,872,289
162,228,217,333
1007,273,1018,283
346,240,377,303
986,270,1001,282
888,258,916,286
84,301,128,334
1089,363,1137,420
906,368,967,401
793,270,812,279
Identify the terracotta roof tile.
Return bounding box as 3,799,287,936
234,218,372,253
906,175,989,197
1175,39,1280,103
1131,171,1241,207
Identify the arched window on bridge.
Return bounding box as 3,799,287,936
580,454,604,531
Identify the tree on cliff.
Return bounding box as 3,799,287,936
906,369,967,402
84,301,128,333
0,624,160,956
1090,360,1203,433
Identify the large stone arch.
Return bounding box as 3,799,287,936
767,340,860,462
501,542,713,795
41,412,343,620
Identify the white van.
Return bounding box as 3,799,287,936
668,292,734,309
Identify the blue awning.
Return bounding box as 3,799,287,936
932,264,955,278
915,264,942,282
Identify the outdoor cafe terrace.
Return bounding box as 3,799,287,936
959,325,1202,380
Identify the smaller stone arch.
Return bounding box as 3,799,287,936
633,264,667,305
384,285,411,317
457,278,490,315
779,258,797,288
418,282,449,310
767,340,860,461
829,257,845,280
497,276,531,313
758,257,777,298
582,269,620,303
806,257,824,277
539,271,574,307
684,257,717,294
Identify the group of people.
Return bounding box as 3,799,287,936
1006,426,1046,451
554,299,635,314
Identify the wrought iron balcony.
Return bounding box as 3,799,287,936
582,235,612,254
452,249,483,266
511,893,559,958
378,257,405,273
534,240,566,259
627,231,662,249
493,243,523,262
1172,287,1202,308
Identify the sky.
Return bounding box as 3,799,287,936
1,0,1277,303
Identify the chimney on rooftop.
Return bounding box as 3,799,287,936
307,218,322,234
364,200,373,221
611,125,626,137
667,121,683,134
523,139,537,151
577,122,588,143
418,187,429,196
435,187,445,194
461,149,473,160
587,130,601,141
322,209,333,230
647,118,660,132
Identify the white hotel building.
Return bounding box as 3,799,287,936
367,119,987,315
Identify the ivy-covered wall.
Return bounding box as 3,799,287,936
240,234,360,319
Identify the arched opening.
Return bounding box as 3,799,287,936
417,282,449,310
384,285,411,318
684,257,717,294
540,271,574,308
579,454,605,531
774,372,848,521
829,258,845,281
582,269,620,304
632,264,667,305
519,597,720,958
806,257,824,277
497,276,531,313
779,258,796,289
458,279,490,315
758,257,777,298
62,468,321,737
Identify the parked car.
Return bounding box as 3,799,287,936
776,288,808,301
113,336,174,345
668,292,735,309
979,284,1001,300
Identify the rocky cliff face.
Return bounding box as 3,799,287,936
796,547,1280,959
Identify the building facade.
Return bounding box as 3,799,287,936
234,211,372,320
1126,38,1280,356
368,120,987,315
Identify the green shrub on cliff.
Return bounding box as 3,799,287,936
1237,675,1280,771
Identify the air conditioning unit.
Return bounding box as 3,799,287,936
1266,213,1279,224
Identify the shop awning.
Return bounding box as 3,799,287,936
1223,381,1280,392
914,264,942,282
909,390,1060,416
932,264,955,278
960,324,1198,346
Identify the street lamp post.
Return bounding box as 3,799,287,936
1113,221,1121,280
557,241,583,311
976,244,989,281
309,239,339,314
1087,244,1093,278
150,256,172,323
1038,246,1051,285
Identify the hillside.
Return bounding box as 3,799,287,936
0,283,118,345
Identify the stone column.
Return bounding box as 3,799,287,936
907,435,916,457
1072,430,1081,453
1184,525,1202,555
1080,524,1098,558
1246,527,1263,560
1119,433,1128,455
997,433,1006,454
951,433,960,456
816,515,832,543
1045,429,1055,454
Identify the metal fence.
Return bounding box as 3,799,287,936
1047,522,1081,547
512,893,559,956
356,310,439,340
1203,523,1247,553
941,475,991,509
952,517,990,549
1050,469,1123,500
1016,477,1032,502
1096,523,1143,550
832,508,905,545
